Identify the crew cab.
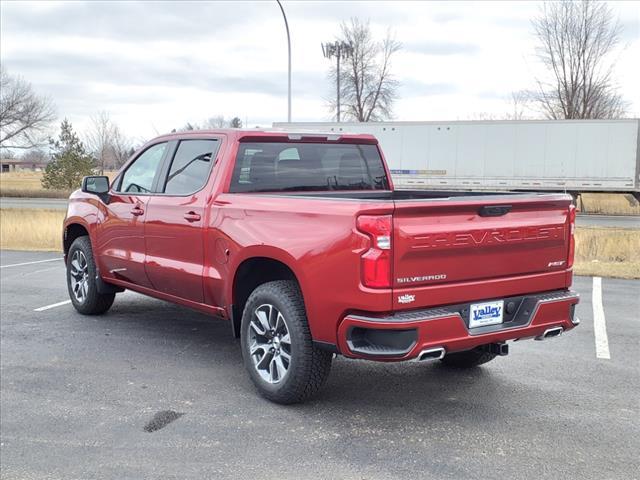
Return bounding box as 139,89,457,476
63,129,579,404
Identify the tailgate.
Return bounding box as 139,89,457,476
392,194,572,291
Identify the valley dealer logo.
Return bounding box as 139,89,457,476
398,294,416,304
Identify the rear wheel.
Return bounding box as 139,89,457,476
66,236,115,315
440,346,497,368
240,280,332,404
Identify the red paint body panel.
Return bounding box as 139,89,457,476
64,129,579,360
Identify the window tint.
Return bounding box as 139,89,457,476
164,139,219,195
229,142,389,193
118,143,167,193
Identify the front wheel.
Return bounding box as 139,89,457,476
66,236,115,315
240,280,332,404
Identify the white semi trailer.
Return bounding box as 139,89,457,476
274,119,640,195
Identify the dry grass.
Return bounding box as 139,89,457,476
0,170,118,198
0,171,70,198
574,226,640,279
1,209,638,278
0,208,65,251
579,193,640,215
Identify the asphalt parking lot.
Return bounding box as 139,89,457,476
1,250,638,480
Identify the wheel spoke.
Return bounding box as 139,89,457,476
269,358,278,382
250,340,269,355
250,319,266,336
280,333,291,346
274,312,284,333
279,349,291,364
255,349,272,370
274,356,286,379
255,308,271,334
267,304,277,329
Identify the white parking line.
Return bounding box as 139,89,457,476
592,277,611,360
34,300,71,312
0,258,61,269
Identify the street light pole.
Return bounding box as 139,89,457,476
276,0,292,122
336,47,341,122
322,41,353,122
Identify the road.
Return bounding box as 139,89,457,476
1,197,639,228
0,197,68,210
1,250,638,480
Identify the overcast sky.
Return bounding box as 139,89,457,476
1,0,639,142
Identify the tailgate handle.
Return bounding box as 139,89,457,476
479,205,511,217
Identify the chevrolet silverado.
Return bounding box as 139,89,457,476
63,129,580,403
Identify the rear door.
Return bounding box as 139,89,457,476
143,137,221,303
97,142,168,288
392,195,572,291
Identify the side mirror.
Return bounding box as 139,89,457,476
82,176,110,195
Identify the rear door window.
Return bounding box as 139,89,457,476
163,139,219,195
229,142,389,192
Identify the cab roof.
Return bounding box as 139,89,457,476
152,128,379,145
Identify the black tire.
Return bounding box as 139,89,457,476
440,346,497,368
66,236,115,315
240,280,332,404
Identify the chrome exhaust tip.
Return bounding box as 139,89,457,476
535,326,564,341
415,347,446,361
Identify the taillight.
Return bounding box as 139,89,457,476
356,215,392,288
567,205,576,268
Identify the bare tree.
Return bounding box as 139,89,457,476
531,0,626,119
20,149,50,164
328,18,401,122
0,68,56,149
111,125,132,168
85,111,131,172
85,111,112,174
174,115,243,131
505,90,533,120
204,115,227,128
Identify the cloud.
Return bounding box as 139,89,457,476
1,1,269,42
404,41,480,56
399,80,458,97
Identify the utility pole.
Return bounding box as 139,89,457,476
276,0,292,122
322,41,353,122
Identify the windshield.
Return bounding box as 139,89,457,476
229,142,390,193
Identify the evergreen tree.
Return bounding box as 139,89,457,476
41,119,95,190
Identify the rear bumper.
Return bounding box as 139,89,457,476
337,289,579,361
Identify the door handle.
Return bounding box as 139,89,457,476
183,211,201,222
131,206,144,216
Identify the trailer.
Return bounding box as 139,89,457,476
273,119,640,194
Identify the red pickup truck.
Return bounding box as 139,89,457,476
64,129,579,403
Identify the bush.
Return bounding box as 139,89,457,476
41,119,94,190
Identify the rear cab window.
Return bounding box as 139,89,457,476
229,142,390,193
162,139,219,195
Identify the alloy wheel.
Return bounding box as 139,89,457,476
69,250,89,303
248,304,292,384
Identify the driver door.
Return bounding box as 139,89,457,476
96,142,168,288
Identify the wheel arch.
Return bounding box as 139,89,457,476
229,253,304,338
63,219,91,256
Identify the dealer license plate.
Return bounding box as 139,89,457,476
469,300,504,328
